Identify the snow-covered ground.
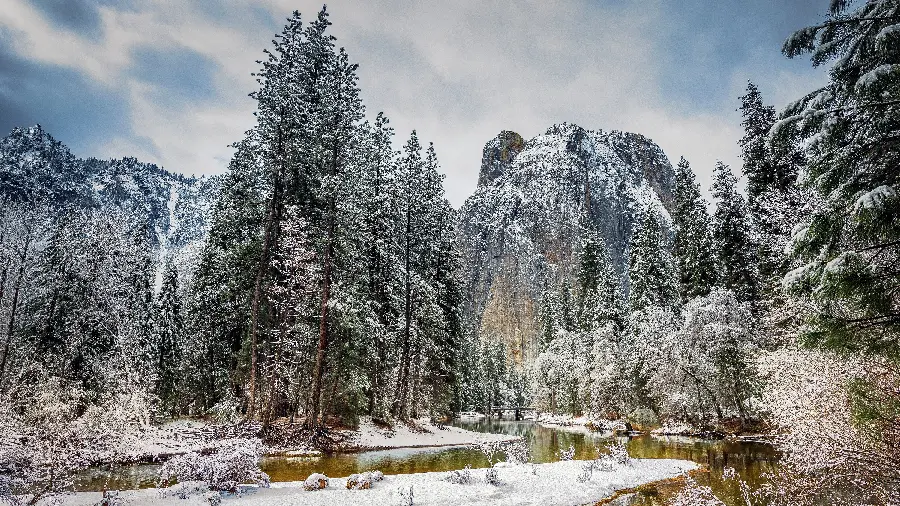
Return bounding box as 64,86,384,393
535,413,630,436
59,458,697,506
352,417,518,450
97,417,513,463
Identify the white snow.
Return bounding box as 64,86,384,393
876,23,900,44
352,417,517,450
854,184,896,212
57,458,697,506
854,64,899,92
651,421,697,436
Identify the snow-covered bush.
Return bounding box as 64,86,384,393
576,461,594,483
207,393,242,425
157,439,270,493
603,440,631,466
0,379,110,506
95,490,125,506
395,484,414,506
473,439,528,467
636,291,761,425
670,475,726,506
443,465,472,485
557,445,575,461
533,328,592,414
346,471,383,490
484,467,500,486
502,440,530,465
346,473,372,490
758,348,900,504
159,480,208,500
303,473,329,491
158,482,223,506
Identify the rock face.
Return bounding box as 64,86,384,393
478,130,525,186
457,123,674,362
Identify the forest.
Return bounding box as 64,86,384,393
0,1,898,505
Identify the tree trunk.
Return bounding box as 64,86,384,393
247,123,285,420
0,230,31,387
393,199,413,419
307,132,341,428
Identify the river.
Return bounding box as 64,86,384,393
77,419,780,505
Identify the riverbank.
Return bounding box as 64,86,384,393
534,413,775,441
90,417,519,466
61,458,698,506
350,417,518,451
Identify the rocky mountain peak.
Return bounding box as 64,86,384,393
458,124,675,363
478,130,525,187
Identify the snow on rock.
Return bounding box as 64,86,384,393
303,473,329,491
352,417,517,450
58,458,697,506
458,123,675,363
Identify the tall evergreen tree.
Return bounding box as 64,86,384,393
739,82,804,289
672,157,718,299
628,206,679,311
575,235,625,331
777,0,900,357
154,258,183,415
711,162,760,303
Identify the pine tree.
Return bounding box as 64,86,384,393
739,82,780,199
575,235,625,331
154,258,183,416
628,206,679,311
188,134,267,412
357,113,400,417
672,157,718,299
777,0,900,357
711,162,760,303
738,82,804,289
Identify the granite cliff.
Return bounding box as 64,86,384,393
457,123,674,362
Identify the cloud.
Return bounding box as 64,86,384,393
31,0,104,38
0,27,132,157
0,0,830,205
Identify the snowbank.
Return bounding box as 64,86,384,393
351,417,518,450
58,458,697,506
535,414,629,436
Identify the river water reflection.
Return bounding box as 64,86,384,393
78,419,780,505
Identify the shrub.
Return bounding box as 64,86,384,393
484,467,500,486
157,439,270,493
443,465,472,485
346,471,382,490
303,473,329,491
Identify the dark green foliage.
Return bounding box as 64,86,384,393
628,206,679,311
711,162,760,303
187,8,462,424
777,0,900,357
576,235,625,331
154,259,183,415
738,82,804,291
672,157,718,299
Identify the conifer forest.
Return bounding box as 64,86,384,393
0,1,899,505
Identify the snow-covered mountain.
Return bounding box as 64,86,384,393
457,123,674,362
0,125,218,268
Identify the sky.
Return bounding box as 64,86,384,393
0,0,830,207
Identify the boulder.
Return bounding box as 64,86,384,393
303,473,329,491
